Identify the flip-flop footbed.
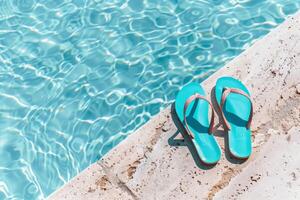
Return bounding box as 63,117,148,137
175,82,221,164
215,77,252,158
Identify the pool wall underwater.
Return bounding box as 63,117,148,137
0,0,300,199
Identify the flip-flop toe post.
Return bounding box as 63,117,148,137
175,82,221,164
215,77,253,159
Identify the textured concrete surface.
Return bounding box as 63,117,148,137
48,11,300,200
215,127,300,200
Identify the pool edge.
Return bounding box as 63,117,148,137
48,11,300,200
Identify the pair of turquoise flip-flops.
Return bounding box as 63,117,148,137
175,77,253,164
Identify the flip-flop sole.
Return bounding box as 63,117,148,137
175,82,221,164
215,77,252,159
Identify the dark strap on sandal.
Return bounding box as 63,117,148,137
220,88,253,130
183,93,215,139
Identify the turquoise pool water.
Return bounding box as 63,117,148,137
0,0,299,199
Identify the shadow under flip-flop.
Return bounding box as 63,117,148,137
168,103,216,170
210,86,248,164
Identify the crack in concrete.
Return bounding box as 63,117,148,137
95,120,171,200
208,167,242,200
99,163,139,200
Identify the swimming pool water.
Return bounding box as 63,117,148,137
0,0,299,199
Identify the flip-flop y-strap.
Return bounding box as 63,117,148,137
183,93,215,139
220,88,253,130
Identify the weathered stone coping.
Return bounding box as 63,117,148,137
48,11,300,200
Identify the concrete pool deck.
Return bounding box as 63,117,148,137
48,11,300,200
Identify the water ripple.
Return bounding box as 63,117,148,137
0,0,299,199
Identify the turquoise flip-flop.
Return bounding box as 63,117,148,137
215,77,253,159
175,82,221,164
